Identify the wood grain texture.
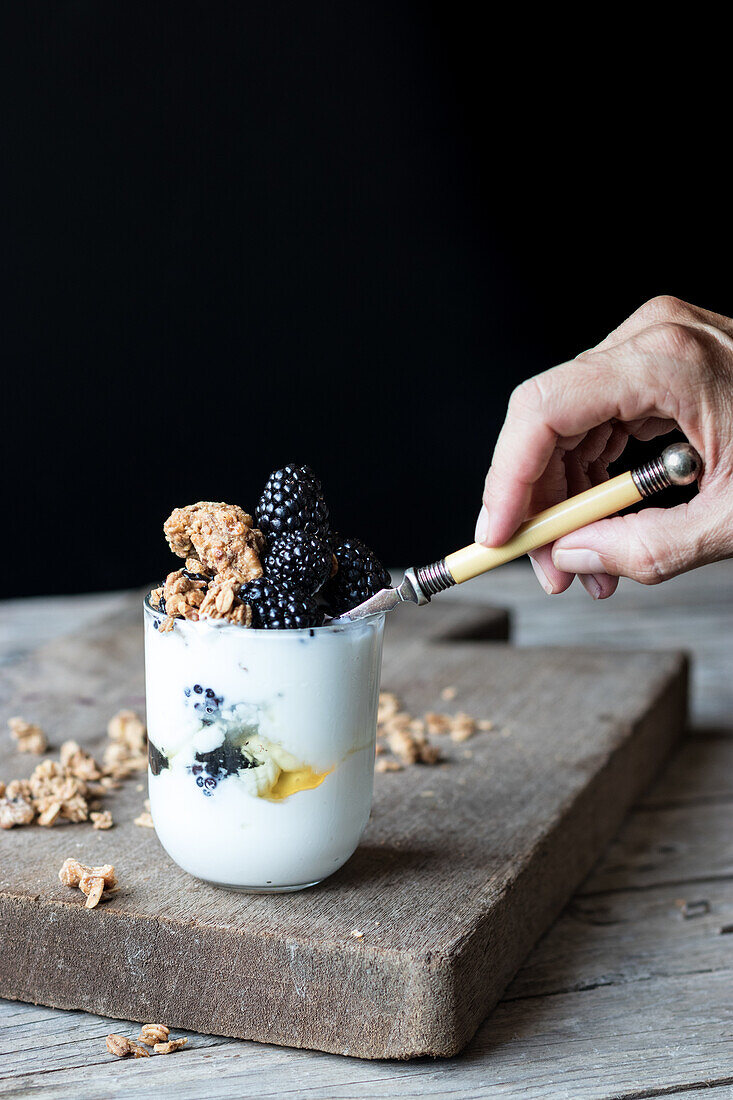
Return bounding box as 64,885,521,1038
0,594,686,1060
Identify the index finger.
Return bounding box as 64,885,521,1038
481,348,673,547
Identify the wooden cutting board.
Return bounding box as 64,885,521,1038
0,594,686,1060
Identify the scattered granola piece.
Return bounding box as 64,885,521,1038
477,719,495,731
107,710,146,751
90,810,114,830
0,793,36,828
386,727,420,765
5,779,32,800
134,811,154,828
351,929,364,939
418,741,442,764
60,740,103,781
377,692,400,724
139,1023,170,1045
153,1038,188,1054
104,710,147,778
30,759,89,824
36,800,63,827
106,1034,134,1058
81,875,106,909
375,758,403,773
59,859,117,908
424,712,452,736
449,713,477,743
105,1034,150,1058
8,717,47,755
440,686,457,701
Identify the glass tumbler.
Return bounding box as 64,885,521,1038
143,597,385,892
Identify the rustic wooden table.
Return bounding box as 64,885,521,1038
1,561,732,1100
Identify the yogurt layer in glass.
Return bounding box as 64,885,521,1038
143,597,385,891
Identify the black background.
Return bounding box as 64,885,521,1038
3,4,729,598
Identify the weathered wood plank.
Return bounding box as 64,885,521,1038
638,733,733,808
580,801,733,896
3,970,733,1100
0,602,687,1058
506,876,733,1001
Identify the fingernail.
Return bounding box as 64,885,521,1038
554,549,605,574
530,557,554,595
474,506,490,545
579,573,602,599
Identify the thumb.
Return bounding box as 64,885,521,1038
551,502,706,585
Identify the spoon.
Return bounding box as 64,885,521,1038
333,442,702,622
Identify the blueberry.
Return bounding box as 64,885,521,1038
193,684,203,694
204,777,217,790
205,688,216,699
196,776,205,787
184,687,191,697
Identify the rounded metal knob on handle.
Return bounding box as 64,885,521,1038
662,442,703,486
632,443,703,496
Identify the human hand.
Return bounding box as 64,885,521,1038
475,296,733,598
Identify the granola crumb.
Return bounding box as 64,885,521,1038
153,1038,188,1054
440,686,457,701
8,717,47,755
134,810,154,829
90,810,114,830
351,929,364,939
139,1023,170,1045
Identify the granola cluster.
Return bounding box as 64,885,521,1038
106,1024,188,1058
59,858,118,909
8,717,47,755
374,690,494,772
0,710,148,829
164,502,264,582
153,502,265,630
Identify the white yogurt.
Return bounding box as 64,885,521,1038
143,600,384,890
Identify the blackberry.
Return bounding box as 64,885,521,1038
240,578,323,630
323,536,391,616
255,464,329,540
190,742,260,794
263,531,333,594
184,684,223,724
